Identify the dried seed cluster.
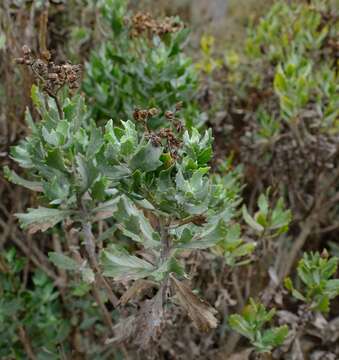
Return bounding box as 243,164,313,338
133,104,184,159
133,107,159,123
130,12,182,37
15,45,82,97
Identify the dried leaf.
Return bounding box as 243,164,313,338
328,316,339,342
107,283,168,348
290,338,304,360
119,279,157,306
170,274,218,331
226,349,252,360
310,351,336,360
105,315,137,345
135,285,166,348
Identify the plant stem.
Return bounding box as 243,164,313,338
91,284,114,335
279,218,313,281
159,218,171,263
82,221,119,307
52,94,64,119
17,324,37,360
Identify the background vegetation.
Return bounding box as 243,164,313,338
0,0,338,359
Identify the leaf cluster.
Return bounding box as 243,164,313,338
229,299,289,353
285,252,339,313
83,0,201,129
5,85,253,287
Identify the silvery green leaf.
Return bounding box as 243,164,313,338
4,167,43,192
177,221,225,249
101,246,154,281
114,196,160,248
86,123,104,158
10,141,34,168
242,205,264,232
76,154,99,192
101,164,131,180
80,267,95,284
120,120,138,155
49,252,79,271
15,207,72,234
229,314,253,340
91,197,121,221
46,149,68,173
42,127,60,146
129,142,163,172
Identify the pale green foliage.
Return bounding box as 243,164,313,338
205,1,338,137
83,0,201,129
242,191,292,237
229,299,289,353
0,249,71,358
6,85,254,286
255,109,281,142
285,252,339,313
245,2,330,62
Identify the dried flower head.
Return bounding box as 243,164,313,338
158,128,182,157
15,45,82,98
130,12,183,38
133,107,159,123
165,111,174,120
173,119,184,133
145,132,162,147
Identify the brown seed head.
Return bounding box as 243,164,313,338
165,111,174,120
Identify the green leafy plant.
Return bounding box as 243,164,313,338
4,0,339,358
254,109,281,142
0,248,70,359
285,251,339,313
83,0,201,129
5,41,259,344
244,0,338,132
229,299,289,353
245,2,330,63
242,191,292,237
195,35,222,75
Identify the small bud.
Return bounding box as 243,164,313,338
192,214,207,226
146,133,162,147
321,249,329,259
148,108,159,117
165,111,174,119
133,108,140,121
133,108,148,122
175,101,183,111
174,120,184,133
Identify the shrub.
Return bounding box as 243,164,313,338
2,1,338,358
229,299,288,353
5,42,263,350
83,0,202,129
199,0,339,279
285,251,339,313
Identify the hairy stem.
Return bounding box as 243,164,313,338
82,221,119,307
159,217,171,263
